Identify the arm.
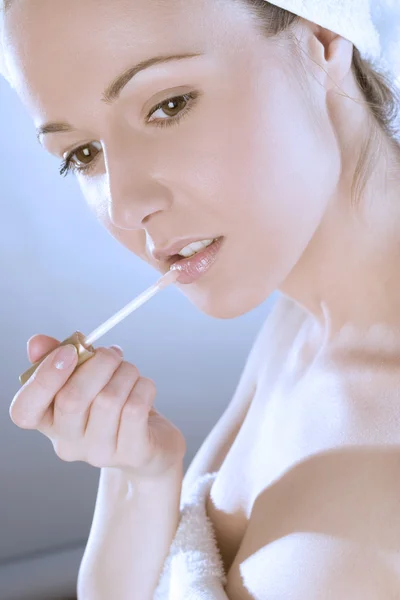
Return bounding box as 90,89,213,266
78,297,291,600
77,462,183,600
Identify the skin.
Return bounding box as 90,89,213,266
3,0,400,335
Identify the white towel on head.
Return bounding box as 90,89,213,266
153,472,227,600
370,0,400,88
266,0,381,60
265,0,399,86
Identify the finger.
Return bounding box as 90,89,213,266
27,335,61,363
83,361,140,464
51,347,123,440
116,377,156,466
10,344,79,430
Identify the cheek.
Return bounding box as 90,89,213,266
215,85,340,235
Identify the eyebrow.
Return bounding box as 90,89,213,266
36,52,202,142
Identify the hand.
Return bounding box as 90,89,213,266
10,335,186,480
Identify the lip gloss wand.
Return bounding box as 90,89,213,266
19,268,180,386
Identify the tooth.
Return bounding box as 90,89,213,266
179,240,213,258
178,238,215,258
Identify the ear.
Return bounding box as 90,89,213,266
299,20,354,92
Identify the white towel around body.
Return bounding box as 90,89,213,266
153,472,228,600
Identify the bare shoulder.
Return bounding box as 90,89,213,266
225,321,400,599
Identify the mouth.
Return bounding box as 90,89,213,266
166,236,225,284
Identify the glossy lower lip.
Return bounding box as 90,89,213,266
168,237,225,284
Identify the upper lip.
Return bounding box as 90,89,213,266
151,236,219,262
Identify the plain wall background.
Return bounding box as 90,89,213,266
0,76,276,598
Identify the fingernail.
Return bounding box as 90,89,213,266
53,345,78,370
110,345,124,358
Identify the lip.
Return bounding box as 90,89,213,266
168,236,225,284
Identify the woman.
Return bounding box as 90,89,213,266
4,0,400,598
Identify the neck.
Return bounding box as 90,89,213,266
279,134,400,341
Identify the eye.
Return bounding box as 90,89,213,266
146,91,199,125
58,91,200,177
59,141,102,177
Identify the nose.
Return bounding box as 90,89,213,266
108,178,172,229
105,140,172,230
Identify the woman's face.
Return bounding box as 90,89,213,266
3,0,341,318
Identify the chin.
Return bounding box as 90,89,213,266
178,280,274,320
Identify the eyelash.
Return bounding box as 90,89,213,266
59,91,200,178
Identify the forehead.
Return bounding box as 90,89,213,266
3,0,252,113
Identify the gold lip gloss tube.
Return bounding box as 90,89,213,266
19,331,95,386
18,269,179,386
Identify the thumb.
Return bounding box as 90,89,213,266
27,335,61,364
